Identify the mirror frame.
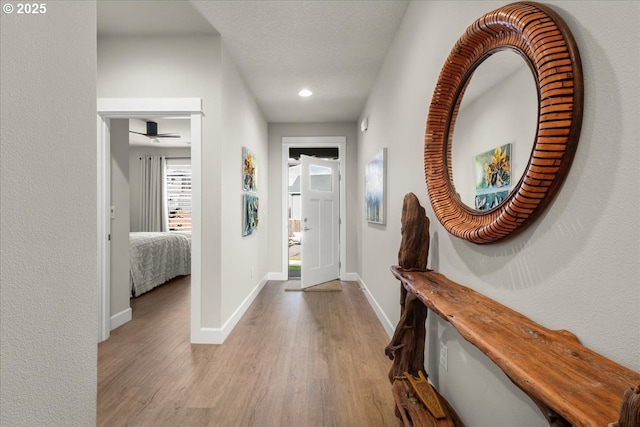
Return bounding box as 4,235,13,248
425,2,583,244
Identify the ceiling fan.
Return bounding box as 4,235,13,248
129,121,180,142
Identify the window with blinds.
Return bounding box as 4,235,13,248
165,159,192,232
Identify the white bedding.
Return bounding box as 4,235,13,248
129,232,191,297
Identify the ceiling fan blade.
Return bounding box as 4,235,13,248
129,131,181,138
129,122,181,139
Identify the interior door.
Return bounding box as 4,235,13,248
300,155,340,288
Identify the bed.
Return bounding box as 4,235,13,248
129,232,191,297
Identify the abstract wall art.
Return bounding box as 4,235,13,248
243,193,259,236
365,148,386,224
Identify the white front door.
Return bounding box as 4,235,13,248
300,155,340,288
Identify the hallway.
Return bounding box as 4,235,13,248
97,276,399,426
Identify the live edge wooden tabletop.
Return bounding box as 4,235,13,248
390,266,640,427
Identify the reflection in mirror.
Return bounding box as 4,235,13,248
451,50,538,210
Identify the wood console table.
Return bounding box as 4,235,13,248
388,266,640,427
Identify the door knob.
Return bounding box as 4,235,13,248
304,227,312,231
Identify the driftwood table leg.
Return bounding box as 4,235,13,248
386,193,465,426
611,385,640,427
387,192,431,382
533,400,571,427
398,193,430,271
385,291,428,382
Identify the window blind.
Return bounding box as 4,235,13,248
165,159,191,232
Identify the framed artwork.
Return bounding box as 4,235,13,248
474,144,511,211
242,146,258,192
475,190,510,211
243,193,259,236
365,148,386,224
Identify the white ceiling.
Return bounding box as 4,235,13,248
97,0,410,124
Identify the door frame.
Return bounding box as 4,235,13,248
281,136,346,281
96,98,202,342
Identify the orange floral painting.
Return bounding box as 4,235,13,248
474,144,511,210
243,146,257,192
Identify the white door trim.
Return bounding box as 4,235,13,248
96,115,111,341
96,98,202,343
280,137,346,281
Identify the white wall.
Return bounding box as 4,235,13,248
220,44,270,320
359,1,640,425
267,122,359,275
111,119,131,317
98,34,268,332
129,146,191,232
0,2,98,425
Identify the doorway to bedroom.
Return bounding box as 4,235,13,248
97,98,203,343
128,117,192,298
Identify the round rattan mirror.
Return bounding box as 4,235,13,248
424,2,583,244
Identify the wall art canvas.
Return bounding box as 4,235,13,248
243,193,259,236
474,144,511,211
242,146,258,192
475,190,510,211
365,148,386,224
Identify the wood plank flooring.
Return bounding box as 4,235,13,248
97,277,400,427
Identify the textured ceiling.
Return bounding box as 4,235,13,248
97,1,218,37
98,0,410,123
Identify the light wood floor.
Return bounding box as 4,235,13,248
97,276,400,427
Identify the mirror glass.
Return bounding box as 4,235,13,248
450,49,538,210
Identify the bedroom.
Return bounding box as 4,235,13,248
109,116,192,328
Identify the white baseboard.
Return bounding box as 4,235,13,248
267,271,288,281
341,272,358,281
356,274,395,338
110,307,132,331
269,271,358,282
191,274,269,344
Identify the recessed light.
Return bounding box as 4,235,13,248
298,88,313,97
